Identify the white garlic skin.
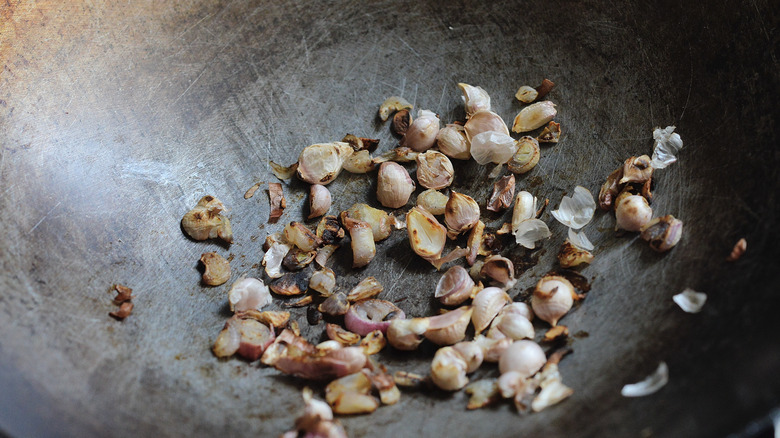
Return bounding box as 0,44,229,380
498,340,546,377
229,277,272,313
531,276,574,326
469,131,517,165
401,110,440,152
464,110,509,141
436,124,471,160
376,162,415,209
615,194,653,232
430,346,470,391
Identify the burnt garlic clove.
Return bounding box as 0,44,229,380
507,136,540,174
640,214,683,252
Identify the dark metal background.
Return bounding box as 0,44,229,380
1,1,778,437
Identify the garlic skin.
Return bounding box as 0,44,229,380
262,241,291,279
487,174,516,212
436,124,471,160
531,275,575,326
416,189,449,216
621,362,669,397
431,346,470,391
182,195,233,243
296,142,354,185
401,110,440,152
416,150,454,189
378,96,413,122
651,126,683,169
376,162,416,209
444,191,481,239
551,186,597,230
469,131,517,165
568,227,595,251
514,219,551,249
229,277,272,313
507,137,540,174
458,83,491,118
435,265,476,306
615,193,653,232
464,110,509,141
308,185,332,219
498,340,546,377
471,287,511,333
407,206,447,261
673,288,707,313
512,101,557,133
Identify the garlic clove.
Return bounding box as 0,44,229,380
435,265,476,306
557,240,594,268
416,189,449,216
531,275,575,326
511,191,537,230
487,174,516,212
235,318,276,361
326,323,361,346
424,306,473,346
474,334,513,363
406,206,447,261
479,255,515,287
500,302,534,321
464,110,509,141
387,317,429,351
511,101,557,133
498,340,547,377
342,217,376,268
314,244,339,268
436,124,471,160
466,220,485,266
343,204,394,241
444,191,480,239
376,161,416,209
401,110,440,152
507,136,541,174
269,161,298,180
378,96,413,122
346,277,384,302
342,150,376,174
309,267,337,296
458,83,491,118
493,311,535,341
615,193,653,232
200,252,231,286
416,150,454,190
430,346,470,391
315,215,345,245
308,184,332,220
296,142,354,185
515,85,538,103
212,317,241,358
726,238,747,262
497,370,526,398
452,341,485,373
182,195,233,243
469,131,517,165
392,109,412,136
284,221,321,252
359,330,387,356
620,155,653,184
471,287,511,333
640,214,683,252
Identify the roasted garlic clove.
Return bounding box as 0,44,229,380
406,206,447,261
557,240,594,267
376,161,415,209
296,142,354,185
536,121,561,143
343,204,393,241
416,150,454,190
615,192,653,232
200,252,231,286
598,167,624,210
471,287,511,333
342,217,376,268
346,277,383,302
444,191,480,239
424,306,473,346
640,214,683,252
387,317,430,351
416,189,449,216
436,124,471,160
284,222,321,252
435,265,476,306
507,136,540,174
479,255,515,287
458,83,491,118
430,346,470,391
401,109,440,152
308,184,332,220
182,195,233,243
309,267,337,296
515,85,538,103
620,155,653,184
531,275,575,326
512,101,557,133
316,215,345,245
282,247,317,271
392,109,412,135
378,96,413,122
498,340,546,377
726,238,747,262
342,150,376,174
453,341,485,373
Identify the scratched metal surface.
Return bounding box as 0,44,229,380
1,0,779,437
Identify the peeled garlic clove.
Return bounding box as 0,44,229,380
444,191,480,239
511,191,537,230
416,189,449,216
471,287,510,333
551,186,597,230
486,174,515,212
346,277,383,302
512,101,557,133
430,346,470,391
307,185,332,220
212,317,241,358
557,240,594,268
200,252,231,286
319,292,350,316
458,83,491,118
406,206,447,261
479,255,515,287
620,155,654,184
507,136,540,174
229,277,272,313
452,341,484,373
284,222,320,252
342,150,375,174
401,109,440,152
640,214,683,252
436,124,471,160
470,131,517,166
416,150,454,190
309,267,337,296
342,217,376,268
343,204,393,241
296,142,354,185
531,275,574,326
615,193,653,232
514,219,552,249
377,161,415,209
498,340,547,377
182,195,233,243
435,265,476,306
360,330,387,356
424,306,473,346
387,317,429,351
464,110,509,141
515,85,538,103
378,96,413,122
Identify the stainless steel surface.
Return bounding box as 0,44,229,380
1,0,778,436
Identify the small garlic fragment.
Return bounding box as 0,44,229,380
326,372,379,414
598,167,624,210
309,268,337,296
507,136,540,174
640,214,683,252
458,83,492,118
567,227,595,251
416,189,449,216
416,150,454,189
436,124,470,160
444,191,480,239
342,217,376,268
498,340,546,377
342,149,376,174
308,185,331,220
228,277,272,313
378,96,413,122
430,346,470,391
284,222,321,252
536,121,561,143
551,186,597,230
387,317,429,351
615,192,653,232
620,155,654,184
621,362,669,397
512,101,557,133
296,142,354,185
515,85,538,103
269,161,298,180
316,215,345,245
513,219,551,249
200,252,231,286
531,275,575,326
650,126,683,169
673,288,707,313
464,110,509,141
376,161,415,208
401,109,440,152
558,240,594,268
346,277,383,302
471,287,511,333
726,238,747,262
479,255,515,288
406,206,447,261
181,196,233,243
282,248,316,271
262,241,291,279
487,174,516,212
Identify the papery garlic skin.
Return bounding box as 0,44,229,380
673,288,707,313
458,83,491,118
464,110,509,141
621,362,669,397
229,277,272,313
551,186,596,230
377,162,415,209
470,131,517,165
514,219,551,249
402,110,440,152
567,227,595,251
651,126,683,169
498,340,546,377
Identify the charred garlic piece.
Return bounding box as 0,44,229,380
640,215,683,252
296,142,354,185
378,96,413,122
316,215,345,245
416,150,454,190
401,110,440,152
507,136,540,174
406,206,447,262
512,101,557,133
557,240,594,268
182,196,233,243
392,110,411,136
536,121,561,143
376,162,415,209
342,150,376,174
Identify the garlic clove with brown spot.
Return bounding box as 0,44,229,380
458,83,491,118
507,136,540,174
406,206,447,261
640,214,683,252
498,340,546,377
296,142,354,185
515,85,539,103
471,287,511,333
479,255,515,287
416,189,449,216
342,217,376,268
378,96,413,122
620,155,653,184
436,124,471,160
615,192,653,232
376,162,415,209
415,150,454,190
308,185,331,220
431,346,470,391
435,265,476,306
200,252,231,286
531,275,575,326
444,191,480,239
401,110,440,152
424,306,473,346
512,101,557,133
342,150,375,174
557,240,594,268
464,110,509,141
182,195,233,243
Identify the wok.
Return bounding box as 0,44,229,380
1,0,778,436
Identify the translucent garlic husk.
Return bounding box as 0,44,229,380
296,142,354,185
567,227,595,251
458,83,491,118
651,126,683,169
416,150,454,190
444,191,481,239
470,131,517,165
498,340,547,377
376,161,415,209
507,136,540,174
531,275,574,326
551,186,596,230
514,219,551,249
471,287,511,333
406,206,447,261
263,241,291,279
621,362,669,397
464,110,509,141
436,124,471,160
401,110,440,152
229,277,272,313
416,189,449,216
511,101,557,133
615,193,653,232
431,346,470,391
